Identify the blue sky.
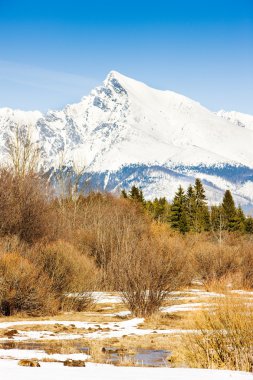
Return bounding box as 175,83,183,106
0,0,252,113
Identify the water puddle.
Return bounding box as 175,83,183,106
0,341,171,367
101,347,171,367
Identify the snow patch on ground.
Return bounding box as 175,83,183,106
161,302,210,313
0,318,197,341
0,359,251,380
0,348,89,362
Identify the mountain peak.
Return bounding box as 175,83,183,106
0,72,253,211
103,70,130,95
104,70,150,90
105,70,130,82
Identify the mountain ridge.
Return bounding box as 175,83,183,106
0,71,253,211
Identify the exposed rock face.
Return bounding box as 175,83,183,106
0,71,253,211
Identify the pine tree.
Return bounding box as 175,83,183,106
222,190,238,231
178,209,189,234
150,197,166,221
202,206,211,231
121,189,128,199
245,217,253,234
210,205,224,231
128,185,139,200
195,178,206,203
170,186,189,233
128,185,145,205
193,178,210,232
186,184,196,230
145,197,171,222
236,205,246,232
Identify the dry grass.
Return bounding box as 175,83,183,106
141,308,216,330
139,312,191,330
0,303,126,324
176,296,253,371
2,289,253,369
2,323,96,335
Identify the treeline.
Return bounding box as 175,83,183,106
1,125,253,318
121,179,253,234
1,166,253,317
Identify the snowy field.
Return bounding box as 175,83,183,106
0,289,253,379
0,359,252,380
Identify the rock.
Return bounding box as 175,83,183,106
18,359,40,367
63,359,86,367
4,329,18,337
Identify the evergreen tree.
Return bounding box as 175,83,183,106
193,178,210,232
178,209,189,234
146,197,171,222
145,200,153,214
245,217,253,234
152,197,160,219
186,184,196,230
202,206,211,231
222,189,236,219
128,185,145,205
195,178,206,203
236,205,246,232
222,190,238,231
170,186,189,233
210,205,225,231
152,197,165,220
121,189,128,199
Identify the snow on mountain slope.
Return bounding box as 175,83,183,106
0,71,253,210
217,110,253,131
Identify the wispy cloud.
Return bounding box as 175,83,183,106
0,60,98,93
0,60,100,110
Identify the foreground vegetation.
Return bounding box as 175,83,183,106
1,127,253,372
1,165,253,318
178,297,253,372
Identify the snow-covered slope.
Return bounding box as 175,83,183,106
217,110,253,132
0,71,253,211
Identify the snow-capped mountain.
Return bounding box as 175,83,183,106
216,110,253,132
0,71,253,212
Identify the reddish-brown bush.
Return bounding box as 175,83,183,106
29,240,98,310
0,169,57,243
0,252,58,316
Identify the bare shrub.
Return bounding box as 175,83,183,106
193,242,239,289
239,243,253,289
67,196,191,314
69,194,149,286
110,233,191,317
0,169,57,243
180,297,253,371
29,240,98,310
6,124,40,177
0,252,57,316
